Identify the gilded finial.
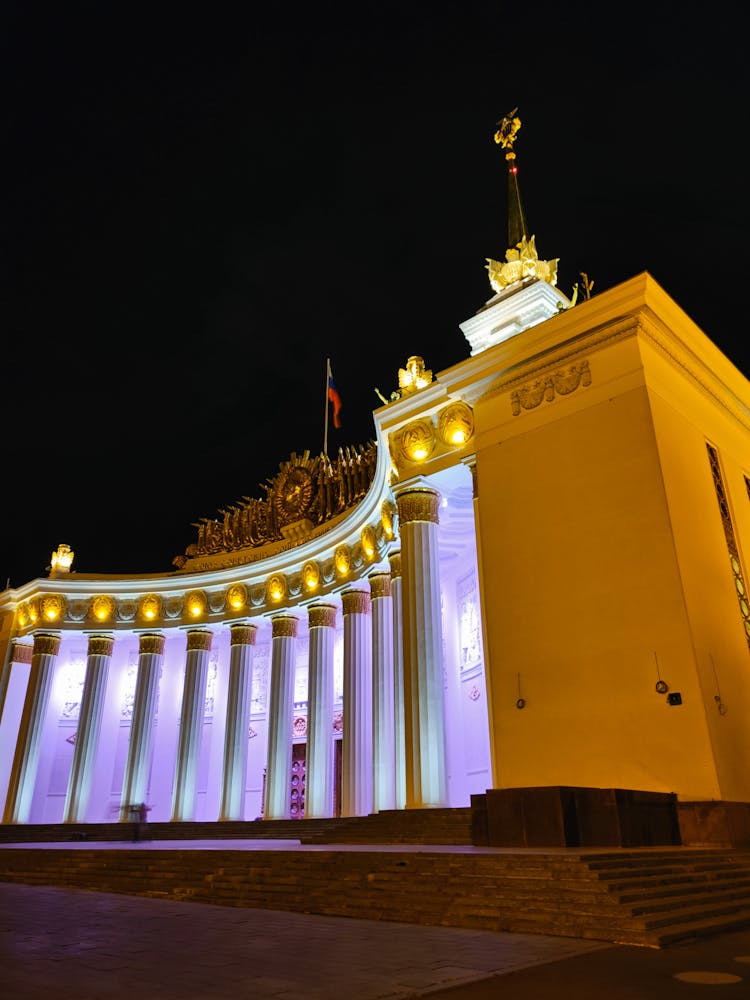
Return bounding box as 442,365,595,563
494,108,521,158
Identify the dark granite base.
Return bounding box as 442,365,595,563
678,800,750,847
471,786,681,847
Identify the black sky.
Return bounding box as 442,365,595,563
3,3,748,588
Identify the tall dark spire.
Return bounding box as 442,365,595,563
485,110,559,295
494,108,529,249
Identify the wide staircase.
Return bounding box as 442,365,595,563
2,808,750,946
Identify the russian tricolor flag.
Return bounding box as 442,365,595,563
327,360,342,429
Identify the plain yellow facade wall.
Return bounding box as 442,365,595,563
641,340,750,801
473,334,720,800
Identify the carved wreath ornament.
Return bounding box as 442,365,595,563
511,361,591,416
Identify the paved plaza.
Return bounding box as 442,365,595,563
1,877,750,999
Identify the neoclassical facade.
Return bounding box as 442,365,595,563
2,114,750,831
2,266,750,832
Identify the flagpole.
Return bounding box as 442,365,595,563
323,357,330,458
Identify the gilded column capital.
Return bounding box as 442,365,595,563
230,623,258,646
368,572,392,600
139,632,166,656
87,635,115,657
307,604,337,630
388,550,402,579
33,633,61,657
342,589,371,617
396,487,440,525
187,629,213,652
10,641,33,664
272,615,299,639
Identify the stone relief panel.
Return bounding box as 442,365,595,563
251,641,270,715
457,570,482,674
57,656,86,720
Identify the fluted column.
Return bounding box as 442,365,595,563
370,571,395,812
119,632,165,819
63,634,114,823
305,604,336,818
264,615,298,820
171,629,213,821
341,588,373,817
219,623,257,821
2,633,60,824
397,485,447,808
389,550,406,810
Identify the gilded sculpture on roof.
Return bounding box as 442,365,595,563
173,444,378,569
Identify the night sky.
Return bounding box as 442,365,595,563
3,4,748,588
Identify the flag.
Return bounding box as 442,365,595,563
327,363,342,429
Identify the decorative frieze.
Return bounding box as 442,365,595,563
511,360,591,416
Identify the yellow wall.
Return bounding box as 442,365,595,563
642,339,750,801
474,333,721,800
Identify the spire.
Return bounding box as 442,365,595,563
495,108,529,249
485,109,558,295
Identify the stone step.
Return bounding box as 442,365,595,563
2,845,750,948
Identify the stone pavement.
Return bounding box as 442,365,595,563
1,841,750,999
0,881,606,999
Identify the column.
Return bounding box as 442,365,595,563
370,571,395,812
467,457,498,785
341,588,372,817
396,485,447,808
171,629,213,821
305,603,336,818
389,550,406,810
2,632,60,824
264,614,298,820
119,632,165,820
63,634,114,823
219,622,257,821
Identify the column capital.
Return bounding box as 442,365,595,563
138,632,165,656
396,487,440,525
186,629,213,652
32,633,61,657
388,550,402,579
307,604,337,629
10,641,33,664
342,589,371,616
230,622,257,646
368,571,392,600
88,635,115,657
271,615,298,639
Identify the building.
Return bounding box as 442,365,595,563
2,115,749,844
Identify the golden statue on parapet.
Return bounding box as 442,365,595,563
398,356,433,395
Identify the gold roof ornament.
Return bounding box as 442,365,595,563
398,356,433,395
486,109,559,295
49,544,74,577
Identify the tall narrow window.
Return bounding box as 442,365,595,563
707,444,750,649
